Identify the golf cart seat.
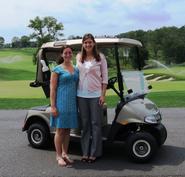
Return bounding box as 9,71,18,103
30,49,52,98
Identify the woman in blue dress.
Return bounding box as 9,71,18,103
50,45,79,167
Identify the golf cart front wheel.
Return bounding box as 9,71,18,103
27,123,50,149
126,132,157,163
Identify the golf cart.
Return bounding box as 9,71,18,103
22,38,167,162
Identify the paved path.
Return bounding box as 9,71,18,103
0,108,185,177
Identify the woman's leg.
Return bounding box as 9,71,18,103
61,129,74,164
62,129,70,156
89,98,102,158
54,128,63,157
78,97,91,157
54,128,66,166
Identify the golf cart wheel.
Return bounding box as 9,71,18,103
158,124,167,146
126,132,157,163
27,123,50,149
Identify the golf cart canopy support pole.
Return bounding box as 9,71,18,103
114,43,124,101
136,47,141,71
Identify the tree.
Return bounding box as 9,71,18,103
68,35,82,39
28,16,64,63
160,26,179,64
20,35,30,47
11,36,21,48
0,36,5,48
28,16,64,47
117,30,148,68
147,30,163,60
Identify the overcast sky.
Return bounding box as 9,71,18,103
0,0,185,43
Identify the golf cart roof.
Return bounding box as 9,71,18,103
41,38,142,49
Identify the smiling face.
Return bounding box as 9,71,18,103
82,38,95,53
61,47,73,63
81,33,100,63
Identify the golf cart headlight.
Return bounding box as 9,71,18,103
144,115,158,124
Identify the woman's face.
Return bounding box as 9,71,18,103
62,48,73,62
83,38,95,53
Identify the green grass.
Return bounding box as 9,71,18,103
0,48,185,109
148,81,185,92
147,91,185,107
105,80,185,108
0,48,36,80
0,48,37,56
0,81,45,98
0,67,35,80
1,90,184,109
144,66,185,80
0,98,49,109
106,91,185,108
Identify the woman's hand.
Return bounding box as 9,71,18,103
51,106,58,117
99,96,105,106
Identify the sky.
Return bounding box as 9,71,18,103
0,0,185,43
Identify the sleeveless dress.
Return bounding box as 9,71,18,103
50,65,79,128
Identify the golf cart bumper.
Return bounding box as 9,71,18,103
152,123,167,145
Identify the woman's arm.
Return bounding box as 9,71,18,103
99,83,107,105
100,53,108,84
76,52,81,67
50,72,58,117
99,53,108,105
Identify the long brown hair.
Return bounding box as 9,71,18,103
57,45,72,64
81,33,100,63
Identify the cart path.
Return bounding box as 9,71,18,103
0,108,185,177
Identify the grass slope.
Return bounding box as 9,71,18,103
0,48,36,80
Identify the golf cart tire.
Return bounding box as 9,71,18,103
27,123,50,149
126,132,157,163
157,123,167,146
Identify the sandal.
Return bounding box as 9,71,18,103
62,155,74,164
81,156,89,162
87,157,96,163
56,156,67,167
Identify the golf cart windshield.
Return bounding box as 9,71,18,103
114,46,149,94
97,42,149,95
122,71,148,94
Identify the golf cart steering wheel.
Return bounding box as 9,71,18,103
107,77,117,89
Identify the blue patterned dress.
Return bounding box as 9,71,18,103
50,65,79,128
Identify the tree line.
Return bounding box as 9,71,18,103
117,26,185,65
0,16,184,65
